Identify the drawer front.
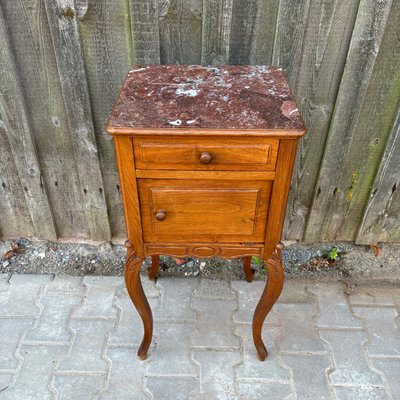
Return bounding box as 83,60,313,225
138,179,272,243
134,137,279,171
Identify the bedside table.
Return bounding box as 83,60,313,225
107,65,306,361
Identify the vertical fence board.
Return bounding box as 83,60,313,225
130,0,160,64
274,0,360,240
2,0,91,239
44,0,111,241
77,0,132,238
0,4,57,240
159,0,203,64
0,121,34,238
305,0,397,242
229,0,279,65
201,0,233,64
357,107,400,244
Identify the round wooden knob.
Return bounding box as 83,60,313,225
200,152,212,164
155,209,166,221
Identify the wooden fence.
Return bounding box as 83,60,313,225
0,0,399,244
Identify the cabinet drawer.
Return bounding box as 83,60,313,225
138,179,272,243
134,137,279,171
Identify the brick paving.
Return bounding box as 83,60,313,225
0,273,399,399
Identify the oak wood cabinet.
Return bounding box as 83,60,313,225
107,65,306,361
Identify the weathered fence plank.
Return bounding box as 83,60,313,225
229,0,279,65
275,0,361,240
159,0,203,64
44,0,111,241
77,0,132,238
305,0,397,242
2,0,91,239
0,4,57,240
130,0,160,64
0,122,34,238
357,106,400,244
201,0,233,64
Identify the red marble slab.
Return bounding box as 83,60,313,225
107,65,305,131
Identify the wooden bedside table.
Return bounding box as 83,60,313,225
106,65,306,361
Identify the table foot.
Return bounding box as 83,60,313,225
125,241,153,360
252,242,284,361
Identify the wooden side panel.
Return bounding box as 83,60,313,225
357,106,400,244
264,139,298,258
305,0,399,242
130,0,160,64
201,0,233,64
229,0,279,65
159,0,202,64
114,137,144,256
45,0,111,241
0,4,57,239
78,0,132,238
274,0,361,240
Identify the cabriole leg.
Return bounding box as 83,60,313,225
252,243,284,361
243,256,255,282
124,241,153,360
148,255,160,281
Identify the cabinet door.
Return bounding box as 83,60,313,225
138,179,272,243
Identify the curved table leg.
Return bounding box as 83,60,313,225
148,255,160,281
252,243,284,361
243,256,255,282
125,241,153,360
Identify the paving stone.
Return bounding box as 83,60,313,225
308,284,362,329
147,323,197,377
231,280,279,325
154,278,197,322
44,275,85,294
193,278,236,300
333,386,388,400
276,303,326,353
191,298,240,350
57,319,114,373
0,318,33,370
24,292,82,344
350,287,398,307
320,330,383,386
278,280,312,304
0,273,10,290
52,374,105,400
0,274,53,317
1,344,66,400
191,351,241,399
238,382,292,400
0,373,14,392
235,324,289,382
73,277,122,319
146,377,197,400
108,292,159,347
98,347,149,400
372,357,400,399
352,306,400,357
281,354,333,399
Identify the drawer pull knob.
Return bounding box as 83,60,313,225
155,210,166,221
200,152,212,164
